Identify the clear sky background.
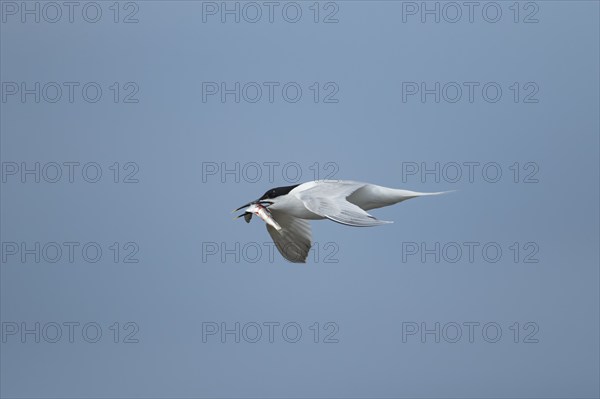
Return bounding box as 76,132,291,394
1,1,599,398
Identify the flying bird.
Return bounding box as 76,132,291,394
234,180,448,263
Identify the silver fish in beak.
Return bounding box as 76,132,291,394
233,201,257,223
234,202,281,232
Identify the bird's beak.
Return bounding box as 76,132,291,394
232,199,274,213
232,201,256,213
232,199,255,223
233,200,259,222
233,199,275,222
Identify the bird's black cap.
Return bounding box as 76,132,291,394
259,184,300,201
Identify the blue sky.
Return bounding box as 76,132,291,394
1,1,599,397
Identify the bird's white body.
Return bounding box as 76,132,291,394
266,182,324,220
268,180,436,220
235,180,449,263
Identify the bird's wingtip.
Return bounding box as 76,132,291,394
419,189,456,196
435,189,457,195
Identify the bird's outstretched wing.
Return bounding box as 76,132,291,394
266,211,313,263
297,181,393,227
